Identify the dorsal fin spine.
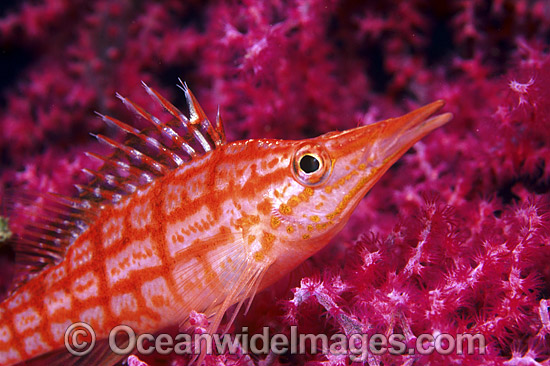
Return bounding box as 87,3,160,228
193,128,213,153
19,240,65,254
158,125,196,160
23,231,61,245
215,106,226,146
82,169,130,194
93,133,168,174
97,112,185,168
141,81,188,124
118,90,198,158
27,221,66,234
40,203,86,220
199,119,222,148
75,183,115,201
115,92,149,121
176,80,215,153
95,112,140,135
181,84,223,148
143,135,185,167
178,80,199,123
84,152,154,183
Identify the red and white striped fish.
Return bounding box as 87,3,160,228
0,81,452,365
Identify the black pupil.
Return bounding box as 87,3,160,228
299,155,320,173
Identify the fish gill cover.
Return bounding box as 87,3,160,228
1,0,550,365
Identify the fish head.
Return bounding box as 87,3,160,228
268,100,452,264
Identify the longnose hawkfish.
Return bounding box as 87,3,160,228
0,81,452,366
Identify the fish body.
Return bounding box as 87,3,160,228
0,82,452,365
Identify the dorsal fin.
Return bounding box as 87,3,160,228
1,81,225,293
82,80,225,207
1,191,95,293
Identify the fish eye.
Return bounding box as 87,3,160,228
299,154,320,173
292,143,332,186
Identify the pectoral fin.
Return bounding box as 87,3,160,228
172,231,272,364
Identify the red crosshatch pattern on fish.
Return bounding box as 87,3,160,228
0,81,451,365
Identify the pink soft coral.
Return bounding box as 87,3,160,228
2,0,550,365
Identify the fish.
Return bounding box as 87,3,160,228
0,80,452,365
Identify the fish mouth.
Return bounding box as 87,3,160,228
324,100,453,166
390,100,452,136
366,100,453,168
319,100,452,201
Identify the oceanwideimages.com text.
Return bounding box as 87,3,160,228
65,322,486,360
